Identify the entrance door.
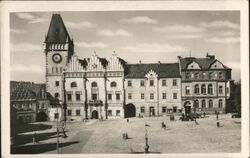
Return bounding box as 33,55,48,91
184,101,192,115
150,107,155,116
124,104,136,118
36,111,48,121
91,110,99,119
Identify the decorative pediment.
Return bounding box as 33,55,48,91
66,55,85,72
106,53,124,71
86,53,105,71
145,70,158,79
210,60,225,69
187,61,201,69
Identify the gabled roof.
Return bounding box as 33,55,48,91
10,81,46,100
179,56,231,70
45,14,71,43
125,63,180,78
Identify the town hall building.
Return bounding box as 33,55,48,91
42,13,232,121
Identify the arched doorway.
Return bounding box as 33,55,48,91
184,101,192,115
36,111,48,121
124,103,136,118
91,110,99,119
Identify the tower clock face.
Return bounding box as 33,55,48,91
52,53,62,63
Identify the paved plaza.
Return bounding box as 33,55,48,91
11,114,241,154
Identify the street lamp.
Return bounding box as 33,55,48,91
55,100,62,154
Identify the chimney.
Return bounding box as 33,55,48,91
158,61,161,64
139,60,141,64
206,53,215,59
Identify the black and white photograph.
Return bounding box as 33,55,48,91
1,1,249,158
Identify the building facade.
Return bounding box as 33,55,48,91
178,55,232,114
43,14,232,121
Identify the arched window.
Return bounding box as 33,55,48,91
208,84,213,94
194,84,199,94
91,82,98,87
71,82,77,88
201,84,206,94
110,81,117,88
209,100,213,108
218,99,223,108
202,100,206,108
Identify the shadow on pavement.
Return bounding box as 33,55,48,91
13,131,58,145
13,123,53,134
11,141,79,154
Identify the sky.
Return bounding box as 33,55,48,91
10,11,241,83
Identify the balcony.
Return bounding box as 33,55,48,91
88,100,103,106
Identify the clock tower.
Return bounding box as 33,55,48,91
44,14,74,103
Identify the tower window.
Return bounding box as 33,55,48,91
173,79,177,86
111,81,117,88
108,94,112,100
162,80,166,86
71,82,77,88
140,80,145,87
55,81,60,87
128,80,132,87
91,82,98,87
116,93,120,100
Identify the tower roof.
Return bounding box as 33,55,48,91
45,14,71,43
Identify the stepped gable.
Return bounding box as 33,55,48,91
45,14,71,43
125,63,180,78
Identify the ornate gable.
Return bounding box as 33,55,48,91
66,55,85,72
145,70,158,79
86,53,105,71
210,60,225,69
106,53,124,71
187,61,201,69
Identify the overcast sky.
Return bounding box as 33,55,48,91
10,11,240,83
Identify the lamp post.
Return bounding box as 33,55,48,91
56,100,62,154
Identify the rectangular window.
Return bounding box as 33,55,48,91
173,93,177,99
150,80,154,86
108,110,112,116
162,107,166,113
55,81,60,87
162,93,166,99
116,110,120,116
140,106,145,113
67,94,72,101
219,86,223,94
108,94,112,100
92,93,97,100
56,67,58,73
68,109,72,116
141,93,145,100
162,80,166,86
128,93,132,99
76,109,81,116
202,72,206,79
150,93,154,100
116,93,120,100
76,93,81,101
128,80,132,87
186,86,190,95
140,80,145,87
173,79,177,86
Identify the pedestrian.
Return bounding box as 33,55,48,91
33,132,38,144
203,112,206,118
216,121,220,128
127,118,129,123
161,121,166,130
216,112,219,120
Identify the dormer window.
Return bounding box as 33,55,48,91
150,80,154,86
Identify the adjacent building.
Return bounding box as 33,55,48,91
178,55,232,114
